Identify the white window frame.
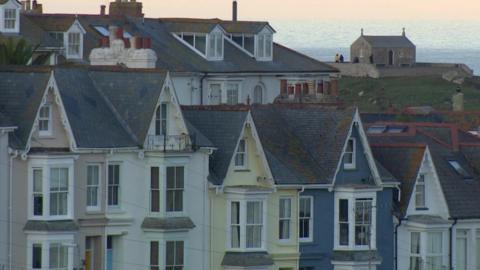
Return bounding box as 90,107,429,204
86,164,101,212
227,33,255,56
343,138,356,170
1,5,19,33
28,158,74,221
255,32,273,61
334,190,377,250
299,196,314,242
38,104,52,137
165,166,185,215
227,198,267,251
154,103,168,136
66,32,81,58
279,197,292,242
26,234,74,270
415,174,426,209
207,30,224,60
409,231,422,270
173,32,208,57
4,8,16,30
234,138,247,170
407,230,447,270
148,237,188,270
107,163,121,210
456,229,468,270
207,80,242,105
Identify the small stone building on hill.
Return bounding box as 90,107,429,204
351,28,416,67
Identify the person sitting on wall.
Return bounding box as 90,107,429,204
339,54,345,63
335,54,339,63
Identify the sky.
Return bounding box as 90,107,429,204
39,0,480,21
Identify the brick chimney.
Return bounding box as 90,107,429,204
100,5,106,15
109,0,143,18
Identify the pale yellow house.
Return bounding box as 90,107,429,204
184,108,300,270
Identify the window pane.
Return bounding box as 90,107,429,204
166,241,174,265
216,34,223,57
167,167,175,189
155,106,161,136
175,241,184,265
182,34,194,46
428,232,442,253
253,85,263,104
108,165,119,206
244,36,254,54
33,169,43,192
226,83,239,105
195,35,206,54
411,232,420,254
32,244,42,269
339,199,349,245
257,35,264,57
150,241,159,267
151,167,160,212
208,34,216,57
265,34,272,57
456,230,467,270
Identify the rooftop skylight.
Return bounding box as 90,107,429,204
93,26,132,38
448,160,472,179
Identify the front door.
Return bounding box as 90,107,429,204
85,237,94,270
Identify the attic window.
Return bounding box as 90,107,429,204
448,160,472,179
228,34,254,54
367,125,386,134
4,9,16,30
207,32,223,60
175,33,207,55
256,33,273,60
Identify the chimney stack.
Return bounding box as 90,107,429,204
232,0,238,22
100,5,106,15
402,27,406,36
361,28,364,36
109,0,143,18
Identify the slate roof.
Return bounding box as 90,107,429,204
182,107,248,185
19,13,336,74
221,252,273,267
368,123,480,219
361,35,415,48
0,66,187,150
0,66,51,149
141,217,195,231
184,105,356,186
0,111,14,128
251,105,355,185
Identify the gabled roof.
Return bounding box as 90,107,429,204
0,66,51,149
19,13,336,74
251,105,355,185
369,122,480,219
360,35,415,48
182,106,249,185
0,110,14,128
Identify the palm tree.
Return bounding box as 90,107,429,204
0,38,38,65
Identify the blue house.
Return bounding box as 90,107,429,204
247,105,399,270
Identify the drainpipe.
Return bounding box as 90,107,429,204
449,218,458,270
394,218,403,270
8,149,18,270
200,74,207,105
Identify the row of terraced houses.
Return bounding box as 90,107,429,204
1,1,480,270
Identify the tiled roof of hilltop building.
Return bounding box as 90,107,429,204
18,13,337,73
361,35,415,48
368,122,480,219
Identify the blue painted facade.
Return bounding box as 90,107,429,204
299,125,395,270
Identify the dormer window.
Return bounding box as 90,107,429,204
4,9,16,30
229,34,254,55
175,32,207,56
67,32,81,57
256,33,273,60
207,32,223,60
234,139,247,169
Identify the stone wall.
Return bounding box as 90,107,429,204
329,62,380,78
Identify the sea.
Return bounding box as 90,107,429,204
271,19,480,75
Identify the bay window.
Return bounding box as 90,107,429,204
29,159,73,220
28,236,73,270
456,230,468,270
166,241,184,270
228,200,265,250
299,196,313,242
408,231,446,270
86,165,100,211
279,198,292,240
335,191,376,249
166,166,184,213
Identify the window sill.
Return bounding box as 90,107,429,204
415,207,429,211
343,165,357,171
38,133,54,139
299,238,313,243
86,208,102,214
277,239,294,246
106,207,125,214
234,169,250,172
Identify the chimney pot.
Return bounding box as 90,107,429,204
32,0,37,9
232,0,238,22
142,37,151,49
100,5,106,15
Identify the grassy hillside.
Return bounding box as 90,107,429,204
339,76,480,112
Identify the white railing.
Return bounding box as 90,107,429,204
145,134,192,151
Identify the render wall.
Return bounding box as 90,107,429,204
0,132,9,270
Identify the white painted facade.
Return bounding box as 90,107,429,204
0,128,14,270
